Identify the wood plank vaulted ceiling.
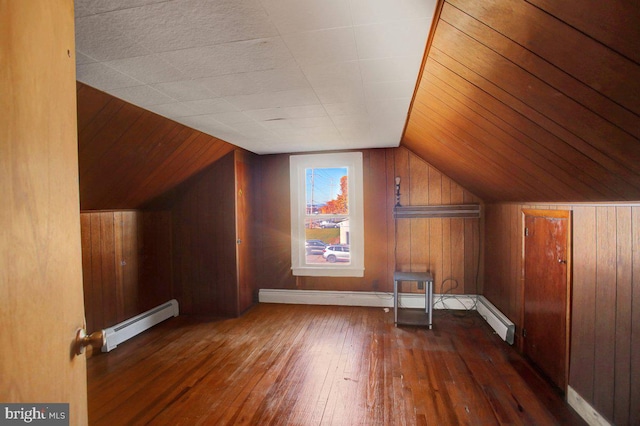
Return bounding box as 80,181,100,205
76,0,640,209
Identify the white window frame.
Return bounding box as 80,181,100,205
290,152,364,277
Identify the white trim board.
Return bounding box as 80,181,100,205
258,290,513,343
567,386,611,426
258,289,476,310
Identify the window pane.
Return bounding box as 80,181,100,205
305,167,348,215
304,167,350,266
290,152,363,277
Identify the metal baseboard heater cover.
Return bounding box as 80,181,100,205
258,290,516,345
477,296,515,345
102,299,179,352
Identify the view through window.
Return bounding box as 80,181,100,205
290,152,364,277
304,167,350,265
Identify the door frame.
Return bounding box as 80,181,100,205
521,208,572,391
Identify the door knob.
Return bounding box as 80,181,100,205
558,258,567,264
75,328,104,355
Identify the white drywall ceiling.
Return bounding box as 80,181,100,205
75,0,437,155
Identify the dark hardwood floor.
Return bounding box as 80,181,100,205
87,304,585,425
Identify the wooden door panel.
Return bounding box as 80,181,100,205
523,210,570,390
1,1,88,422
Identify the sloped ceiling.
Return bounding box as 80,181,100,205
74,0,438,155
76,0,640,208
403,0,640,202
77,82,235,210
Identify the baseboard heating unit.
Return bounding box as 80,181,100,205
102,299,179,352
477,296,515,345
259,289,516,345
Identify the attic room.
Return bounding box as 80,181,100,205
2,0,638,425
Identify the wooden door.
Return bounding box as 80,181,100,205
523,209,571,390
1,1,88,423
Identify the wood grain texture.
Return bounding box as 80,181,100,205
80,210,173,331
87,304,585,425
256,147,482,295
172,152,237,316
523,211,569,390
484,202,640,424
171,150,257,317
403,0,640,202
569,206,597,401
1,1,88,422
235,150,258,314
77,83,235,210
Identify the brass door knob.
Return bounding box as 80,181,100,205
75,329,104,355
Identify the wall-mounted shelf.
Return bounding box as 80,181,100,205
393,204,481,219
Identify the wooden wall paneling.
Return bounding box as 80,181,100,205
632,207,640,426
426,46,640,199
77,98,137,171
431,18,640,180
528,0,640,64
428,167,444,293
101,120,182,208
81,210,174,329
172,152,238,316
447,0,640,116
139,211,173,312
511,204,523,334
101,213,119,327
449,178,464,295
485,203,640,421
507,204,520,323
145,137,235,209
78,102,143,185
76,83,237,210
99,117,176,206
89,214,105,331
441,177,452,294
76,83,112,133
130,131,204,208
464,191,481,295
403,109,535,201
483,205,502,310
569,206,597,402
123,126,195,206
363,149,393,292
483,204,520,326
423,59,625,199
614,207,632,425
384,149,397,292
440,2,640,140
408,153,428,290
235,150,257,313
113,212,126,322
255,148,481,295
81,112,164,209
417,77,582,201
255,154,296,290
394,148,412,274
594,207,617,419
80,214,95,332
121,211,140,319
167,134,226,185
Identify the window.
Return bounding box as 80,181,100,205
290,152,364,277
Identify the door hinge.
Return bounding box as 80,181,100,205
522,328,527,338
524,227,529,237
